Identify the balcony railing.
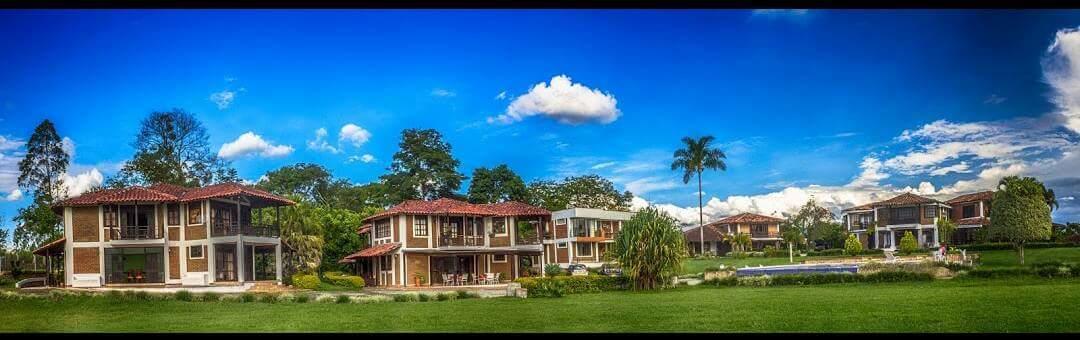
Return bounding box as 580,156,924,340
515,232,541,245
439,235,484,247
750,232,780,239
211,220,280,238
108,225,161,240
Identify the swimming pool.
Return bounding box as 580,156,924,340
735,263,859,277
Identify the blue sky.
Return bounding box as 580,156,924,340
2,9,1080,233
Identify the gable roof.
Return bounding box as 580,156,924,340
946,191,994,205
362,198,550,223
339,242,401,263
53,182,294,212
683,225,725,242
712,212,785,224
876,192,940,206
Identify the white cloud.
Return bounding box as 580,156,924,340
0,135,25,195
885,119,1068,176
217,132,294,159
1,135,24,152
60,137,75,158
623,176,680,196
1061,196,1075,201
62,168,103,197
495,91,508,100
431,88,456,97
4,189,21,201
928,161,972,176
306,128,341,154
488,75,621,125
591,162,616,170
339,124,371,148
1045,27,1080,134
209,90,237,110
984,94,1007,105
346,154,376,164
751,9,809,17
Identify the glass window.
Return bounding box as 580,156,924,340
413,216,428,237
119,205,154,227
557,242,567,248
924,207,936,218
493,254,507,263
492,217,507,235
574,219,588,237
752,224,767,234
376,219,391,238
188,203,203,224
962,205,977,218
576,243,592,256
167,204,180,225
893,207,916,221
104,205,118,227
189,245,204,259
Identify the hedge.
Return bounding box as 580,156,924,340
291,273,321,290
704,271,934,287
514,275,629,297
954,242,1078,251
323,271,365,289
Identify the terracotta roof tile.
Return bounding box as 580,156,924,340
32,237,65,256
339,242,401,263
946,191,994,205
957,217,989,226
362,198,549,222
876,192,940,206
178,182,295,205
684,225,725,242
713,213,785,224
481,201,551,216
54,182,294,210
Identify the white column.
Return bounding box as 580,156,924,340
237,238,245,283
275,243,282,284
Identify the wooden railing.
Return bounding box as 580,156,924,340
108,225,162,240
211,219,280,238
750,232,780,238
439,235,484,247
515,232,541,245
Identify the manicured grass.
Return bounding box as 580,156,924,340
682,255,870,274
975,247,1080,268
4,277,1080,332
315,281,358,292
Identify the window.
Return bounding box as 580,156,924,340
491,217,507,235
576,243,593,256
189,245,204,259
962,205,977,219
493,254,507,263
556,218,567,225
892,207,917,221
119,205,154,227
167,204,180,225
104,205,118,227
751,224,767,235
188,203,203,224
557,242,568,248
413,217,428,237
574,219,589,237
924,207,936,218
375,219,391,238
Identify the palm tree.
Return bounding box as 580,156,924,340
672,136,727,255
725,232,751,253
1045,188,1058,212
610,207,688,290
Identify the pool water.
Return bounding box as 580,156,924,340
735,263,859,277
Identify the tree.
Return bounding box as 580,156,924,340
726,232,751,253
898,231,917,255
273,196,325,275
814,221,846,249
315,206,378,272
989,176,1053,264
12,199,62,251
258,163,334,204
380,129,466,203
1045,188,1058,212
671,135,727,255
467,164,527,204
936,217,957,248
609,207,687,290
526,175,633,212
109,109,239,187
844,233,863,256
780,220,805,262
785,199,835,250
18,119,69,201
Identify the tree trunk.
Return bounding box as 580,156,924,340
1019,244,1025,265
698,171,704,256
789,243,793,263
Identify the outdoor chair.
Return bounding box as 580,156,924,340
134,270,144,283
126,271,134,283
443,274,454,286
884,251,897,263
494,272,501,283
485,272,496,285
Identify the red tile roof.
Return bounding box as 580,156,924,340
876,192,940,206
53,182,294,211
684,225,726,242
946,191,994,205
362,198,550,223
32,237,65,256
339,242,401,263
956,217,989,226
843,202,876,212
712,213,785,224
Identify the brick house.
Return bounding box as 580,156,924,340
35,182,293,288
544,208,633,269
685,213,785,255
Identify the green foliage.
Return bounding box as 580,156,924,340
240,293,256,303
899,231,918,255
844,233,863,256
726,232,751,253
671,135,727,254
291,273,321,290
380,128,466,202
989,176,1054,264
544,263,563,277
785,199,835,250
467,164,527,203
955,242,1077,251
108,108,238,187
259,294,278,304
174,290,193,302
17,119,69,200
937,217,958,246
392,294,417,302
294,294,310,303
435,292,453,301
610,207,687,290
200,292,221,302
323,271,366,289
335,295,351,304
807,249,845,257
515,275,630,297
708,271,934,287
526,175,634,212
12,199,62,251
314,207,369,271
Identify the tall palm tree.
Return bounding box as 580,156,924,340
672,136,727,255
1045,188,1059,212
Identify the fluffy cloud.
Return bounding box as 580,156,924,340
209,89,237,110
62,168,103,197
339,124,371,148
4,189,21,201
884,119,1068,176
495,91,507,100
217,132,294,159
1045,27,1080,134
347,154,376,164
0,135,25,195
306,128,341,154
431,88,456,97
928,161,972,176
488,75,621,125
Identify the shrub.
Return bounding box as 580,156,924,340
259,294,278,304
515,275,629,296
291,273,321,290
844,234,863,256
456,290,472,299
323,272,365,289
106,290,124,300
955,242,1077,251
860,271,933,283
294,294,310,303
435,293,453,301
240,293,256,303
963,268,1034,279
705,276,738,286
747,251,766,258
703,266,721,273
133,291,151,301
544,263,563,277
729,251,749,259
335,295,351,304
393,294,417,302
763,246,787,258
736,275,773,287
417,293,430,302
899,231,918,255
807,249,845,257
174,290,193,302
200,292,221,302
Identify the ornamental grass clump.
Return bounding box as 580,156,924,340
174,290,193,302
240,293,256,303
200,292,221,302
610,207,688,290
335,295,351,304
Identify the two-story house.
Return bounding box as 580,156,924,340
685,213,785,255
841,192,949,250
35,182,293,288
544,208,633,269
944,191,993,245
339,198,550,287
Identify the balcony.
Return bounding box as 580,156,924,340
750,232,780,239
211,220,280,238
108,225,162,241
439,235,484,247
516,232,541,245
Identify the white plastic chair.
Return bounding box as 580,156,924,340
494,272,502,283
443,274,453,286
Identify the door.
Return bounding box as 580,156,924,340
215,245,237,281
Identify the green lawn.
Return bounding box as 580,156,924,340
682,247,1080,274
4,277,1080,332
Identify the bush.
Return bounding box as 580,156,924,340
174,290,193,302
200,292,221,302
899,231,918,255
705,276,738,286
955,242,1077,251
736,275,773,287
747,251,766,258
291,273,321,290
807,249,845,257
455,290,472,299
544,263,563,277
515,275,629,296
844,234,863,256
417,293,431,302
240,293,256,303
259,294,278,304
703,266,721,273
323,272,366,289
964,268,1034,278
763,246,787,258
392,294,418,302
436,292,454,301
335,295,351,304
294,294,310,303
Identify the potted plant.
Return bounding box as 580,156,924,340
413,272,425,287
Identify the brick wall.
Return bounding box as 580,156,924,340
169,246,180,279
188,246,208,272
168,227,180,241
185,225,207,240
405,215,429,248
73,247,100,274
405,253,429,285
72,206,99,242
